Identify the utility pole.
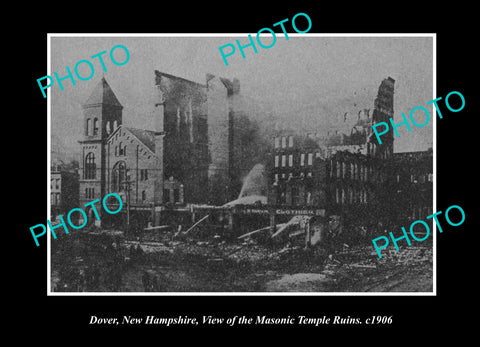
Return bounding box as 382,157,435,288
121,174,134,227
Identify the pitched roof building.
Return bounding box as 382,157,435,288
78,72,261,227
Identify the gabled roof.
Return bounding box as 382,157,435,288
107,125,157,155
83,77,123,108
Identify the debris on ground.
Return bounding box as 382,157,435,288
265,273,334,292
51,226,433,293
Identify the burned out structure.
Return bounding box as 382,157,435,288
75,72,431,242
205,74,265,204
267,77,397,235
77,72,263,227
384,148,433,226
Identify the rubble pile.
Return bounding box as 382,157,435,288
52,227,434,292
325,244,434,292
376,246,433,267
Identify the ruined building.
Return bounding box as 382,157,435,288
268,77,397,228
205,74,265,204
78,72,262,226
384,148,433,225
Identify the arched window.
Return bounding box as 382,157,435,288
106,121,111,135
141,190,146,201
111,161,127,192
113,120,118,129
86,119,91,136
119,142,123,156
84,152,96,179
93,118,99,136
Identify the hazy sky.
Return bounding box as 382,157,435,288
50,35,434,155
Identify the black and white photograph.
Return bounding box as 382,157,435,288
48,35,434,294
16,5,476,339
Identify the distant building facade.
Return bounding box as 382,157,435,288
51,161,79,220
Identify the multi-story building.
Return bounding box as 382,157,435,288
77,72,261,227
50,162,79,220
205,75,265,204
268,132,327,207
384,148,433,225
78,77,123,216
267,77,397,231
